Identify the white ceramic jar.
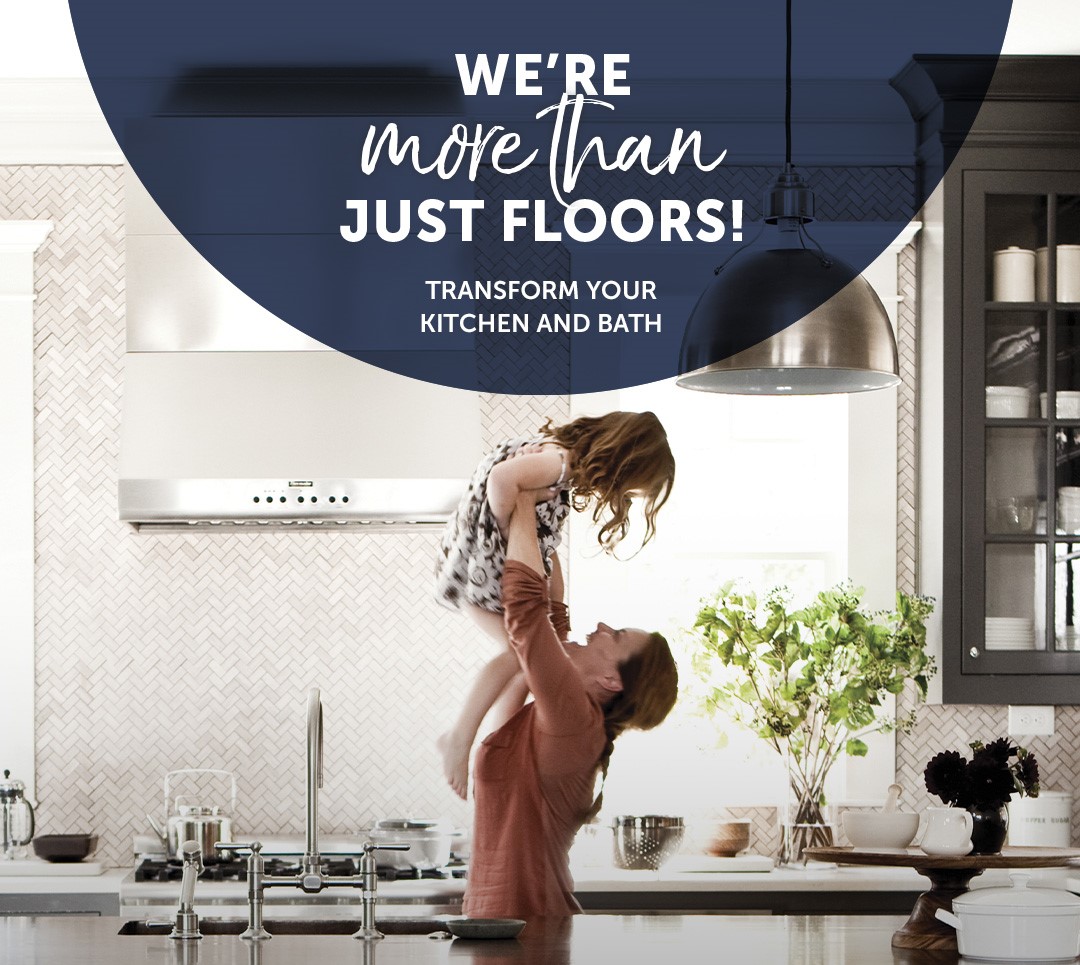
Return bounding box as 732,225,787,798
1036,245,1080,302
1007,790,1073,847
935,873,1080,962
994,247,1037,301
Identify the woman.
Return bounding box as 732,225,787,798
463,490,679,920
435,410,675,799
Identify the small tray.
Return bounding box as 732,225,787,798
666,854,774,873
0,859,104,876
446,918,526,940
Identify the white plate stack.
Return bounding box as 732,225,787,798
1059,486,1080,532
984,617,1036,650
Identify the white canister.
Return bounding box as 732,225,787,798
1036,245,1080,302
994,247,1037,302
1007,790,1073,847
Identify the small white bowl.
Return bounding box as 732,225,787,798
987,386,1031,419
842,811,919,850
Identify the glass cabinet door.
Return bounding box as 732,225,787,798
967,175,1080,674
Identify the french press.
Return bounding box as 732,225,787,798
1,769,36,860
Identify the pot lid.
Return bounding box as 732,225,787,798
0,770,27,800
177,804,223,816
373,818,447,832
953,873,1080,913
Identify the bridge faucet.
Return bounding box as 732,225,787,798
215,688,409,942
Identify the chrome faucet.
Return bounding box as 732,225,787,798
302,687,324,889
169,840,204,940
217,688,408,942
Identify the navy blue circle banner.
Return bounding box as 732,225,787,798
70,0,1012,394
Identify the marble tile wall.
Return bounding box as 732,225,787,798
7,163,1076,868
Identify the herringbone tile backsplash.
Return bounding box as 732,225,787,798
6,164,1079,868
895,699,1080,842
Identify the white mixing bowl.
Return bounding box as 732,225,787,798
842,810,919,849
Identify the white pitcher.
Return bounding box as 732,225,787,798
920,807,974,856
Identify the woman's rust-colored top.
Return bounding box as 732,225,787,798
463,561,605,920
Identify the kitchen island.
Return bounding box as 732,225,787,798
0,913,955,964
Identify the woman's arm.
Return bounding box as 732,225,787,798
487,447,565,535
502,494,593,735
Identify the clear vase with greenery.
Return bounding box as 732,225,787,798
685,582,935,865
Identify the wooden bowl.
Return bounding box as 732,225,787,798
706,820,751,857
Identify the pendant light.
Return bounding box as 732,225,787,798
676,0,900,395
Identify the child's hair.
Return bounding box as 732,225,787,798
540,411,675,553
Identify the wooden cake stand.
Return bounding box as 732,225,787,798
804,846,1080,952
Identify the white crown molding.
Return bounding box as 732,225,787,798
886,221,922,253
0,220,54,253
0,79,123,164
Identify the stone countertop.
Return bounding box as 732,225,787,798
0,869,127,894
572,864,928,892
0,913,949,965
1,865,1076,898
0,865,927,901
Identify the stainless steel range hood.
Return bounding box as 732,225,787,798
119,350,482,529
119,171,481,531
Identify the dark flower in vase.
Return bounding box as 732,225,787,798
977,737,1014,766
923,750,969,806
923,739,1040,811
967,757,1017,810
1016,751,1040,796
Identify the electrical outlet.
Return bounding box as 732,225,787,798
1007,705,1055,737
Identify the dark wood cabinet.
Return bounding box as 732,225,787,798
894,56,1080,703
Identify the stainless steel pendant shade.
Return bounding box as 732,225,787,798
676,245,900,395
677,0,900,395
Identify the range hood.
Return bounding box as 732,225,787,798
119,171,482,531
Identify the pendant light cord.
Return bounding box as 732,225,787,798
785,0,830,265
785,0,792,168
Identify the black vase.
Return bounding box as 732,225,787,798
968,806,1009,854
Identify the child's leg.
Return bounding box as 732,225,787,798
486,670,530,731
437,606,521,799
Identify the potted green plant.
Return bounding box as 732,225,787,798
685,582,935,864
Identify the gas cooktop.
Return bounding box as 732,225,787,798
133,856,466,884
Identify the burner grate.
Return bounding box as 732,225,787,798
133,856,466,883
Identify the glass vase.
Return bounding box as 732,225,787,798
780,785,834,866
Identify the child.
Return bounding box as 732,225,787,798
434,411,675,799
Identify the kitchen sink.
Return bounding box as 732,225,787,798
118,917,452,937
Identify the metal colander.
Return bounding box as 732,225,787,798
611,815,685,870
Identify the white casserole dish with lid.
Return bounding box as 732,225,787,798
934,873,1080,962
